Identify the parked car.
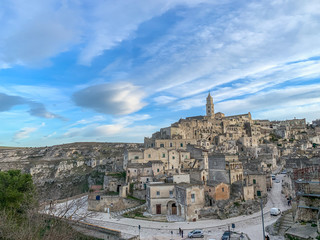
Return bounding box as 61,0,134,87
271,174,276,180
221,231,231,240
188,229,204,238
281,170,287,174
270,208,281,216
275,179,280,183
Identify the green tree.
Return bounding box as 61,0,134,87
0,170,35,214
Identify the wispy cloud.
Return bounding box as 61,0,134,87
129,0,320,100
0,92,64,119
72,82,146,115
13,122,45,141
63,114,153,140
69,115,106,127
0,0,216,68
216,84,320,120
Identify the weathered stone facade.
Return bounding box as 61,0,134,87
146,182,205,221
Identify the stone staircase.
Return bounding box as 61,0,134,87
110,203,146,217
278,210,294,235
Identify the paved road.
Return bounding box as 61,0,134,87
78,173,290,240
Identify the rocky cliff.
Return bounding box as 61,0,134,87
0,142,142,201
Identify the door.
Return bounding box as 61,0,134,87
172,203,177,215
156,204,161,214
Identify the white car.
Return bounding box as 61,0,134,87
188,229,204,238
270,208,281,216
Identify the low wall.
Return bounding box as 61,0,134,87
88,195,141,212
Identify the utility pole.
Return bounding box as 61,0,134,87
260,197,265,240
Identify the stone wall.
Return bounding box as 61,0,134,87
88,194,141,212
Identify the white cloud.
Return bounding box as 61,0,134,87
63,114,153,139
216,84,320,118
69,115,106,127
72,82,146,115
13,127,38,141
0,0,81,68
43,131,57,139
0,0,217,68
77,0,217,65
12,122,45,141
154,96,178,105
63,123,157,140
129,0,320,100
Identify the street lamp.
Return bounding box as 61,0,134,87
257,191,265,240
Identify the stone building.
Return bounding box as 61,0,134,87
226,158,243,184
205,182,230,201
126,161,164,190
243,171,268,197
146,182,205,221
123,149,143,169
207,153,239,185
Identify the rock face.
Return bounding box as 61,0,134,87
0,142,142,201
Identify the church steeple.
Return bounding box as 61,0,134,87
206,92,214,117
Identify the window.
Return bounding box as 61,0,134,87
146,178,149,182
157,169,160,172
169,191,173,197
134,156,139,159
148,154,151,158
191,193,195,203
162,153,165,158
160,144,164,148
222,187,224,192
172,166,174,169
156,191,160,196
180,143,183,147
170,143,173,147
172,156,175,159
253,179,256,184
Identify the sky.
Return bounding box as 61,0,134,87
1,0,320,147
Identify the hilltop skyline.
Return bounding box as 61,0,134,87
1,0,320,147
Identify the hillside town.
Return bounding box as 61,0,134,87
86,93,320,239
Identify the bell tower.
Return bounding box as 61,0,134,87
206,92,214,117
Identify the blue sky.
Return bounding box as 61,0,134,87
1,0,320,147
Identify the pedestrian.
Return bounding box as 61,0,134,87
266,235,270,240
181,230,183,238
179,227,181,235
288,200,290,206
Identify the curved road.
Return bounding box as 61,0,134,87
80,173,290,240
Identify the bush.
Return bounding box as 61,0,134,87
0,170,97,239
0,170,36,214
233,202,240,207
